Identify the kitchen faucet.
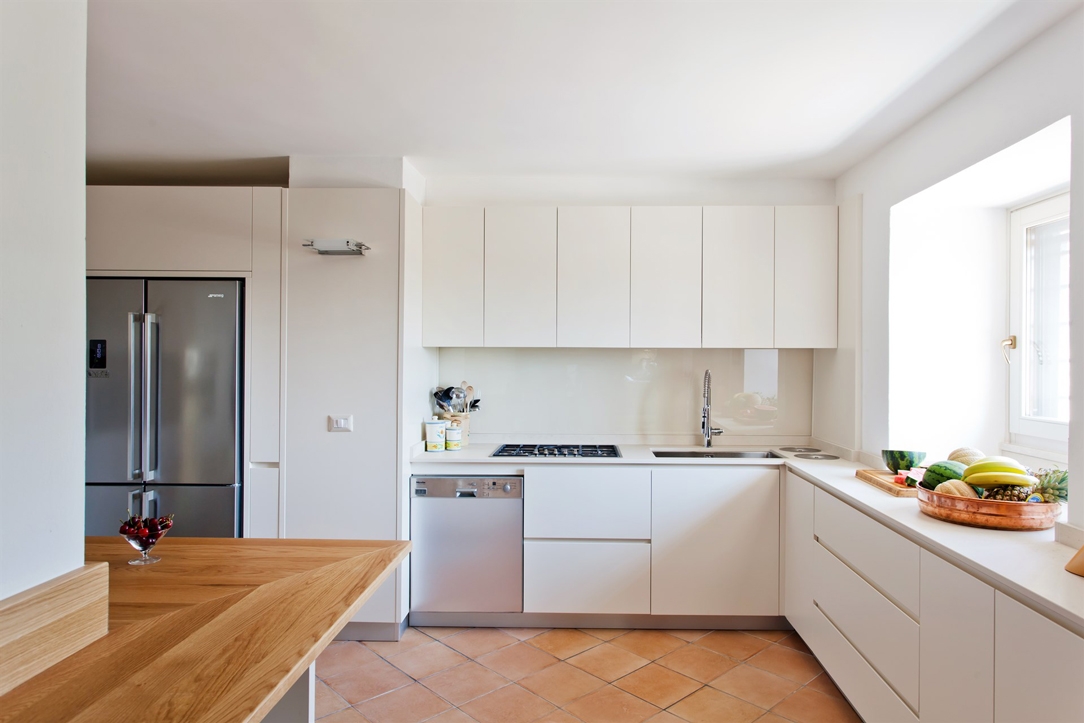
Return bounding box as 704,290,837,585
702,370,724,447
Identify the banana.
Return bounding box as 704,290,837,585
965,471,1038,488
963,458,1028,478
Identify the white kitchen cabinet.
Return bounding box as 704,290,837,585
630,207,702,348
775,205,837,348
524,467,650,540
783,471,816,637
650,467,779,616
250,187,283,464
422,207,484,347
485,207,557,347
557,207,631,347
994,592,1084,722
524,540,650,614
702,206,775,348
920,550,994,723
87,186,254,271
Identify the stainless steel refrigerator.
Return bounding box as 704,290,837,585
85,278,242,537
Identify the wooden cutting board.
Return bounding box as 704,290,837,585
855,469,918,497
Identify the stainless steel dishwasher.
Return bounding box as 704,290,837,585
410,475,523,613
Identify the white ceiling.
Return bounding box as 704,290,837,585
86,0,1078,182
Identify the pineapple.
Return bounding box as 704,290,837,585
1033,468,1069,504
985,485,1034,502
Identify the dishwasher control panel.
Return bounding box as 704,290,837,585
412,476,522,499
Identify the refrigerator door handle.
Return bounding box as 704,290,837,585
142,313,159,482
127,488,158,519
127,312,142,480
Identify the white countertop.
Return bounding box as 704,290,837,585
411,442,1084,634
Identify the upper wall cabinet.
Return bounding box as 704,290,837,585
485,207,557,347
702,206,775,348
630,207,702,348
557,207,631,348
86,186,254,271
423,207,484,347
775,205,837,348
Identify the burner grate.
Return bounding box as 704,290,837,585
491,444,621,458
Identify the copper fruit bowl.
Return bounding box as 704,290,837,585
916,487,1062,531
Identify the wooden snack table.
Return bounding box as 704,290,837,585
0,537,409,723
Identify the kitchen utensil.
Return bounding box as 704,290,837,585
469,398,480,411
854,470,918,498
448,386,466,413
465,385,474,410
433,389,451,412
916,487,1061,530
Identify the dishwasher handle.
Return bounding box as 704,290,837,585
456,489,477,498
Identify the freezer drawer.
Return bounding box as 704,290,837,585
86,484,142,536
146,484,240,537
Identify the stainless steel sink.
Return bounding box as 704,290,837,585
652,450,780,459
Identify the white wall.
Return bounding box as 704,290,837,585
425,175,834,207
283,188,402,622
835,8,1083,526
888,205,1007,461
438,348,814,445
0,1,88,599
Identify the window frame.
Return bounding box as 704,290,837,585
1008,192,1070,447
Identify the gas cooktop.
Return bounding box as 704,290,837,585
491,444,621,458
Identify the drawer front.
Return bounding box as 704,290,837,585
814,541,919,712
524,540,651,614
815,488,920,617
525,467,651,539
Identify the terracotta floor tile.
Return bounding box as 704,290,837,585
565,685,661,723
567,643,651,683
387,642,468,680
746,646,823,685
459,684,555,723
666,631,710,643
535,711,583,723
581,628,631,641
325,658,413,704
501,627,550,641
656,645,738,683
529,629,605,659
425,710,475,723
356,682,451,723
443,628,518,658
420,661,509,706
744,630,791,643
645,712,685,723
364,628,432,658
754,715,790,723
708,665,799,709
318,641,381,679
804,673,844,700
667,686,764,723
316,680,351,718
476,642,559,680
610,631,686,661
416,627,468,640
519,661,607,706
695,632,772,661
320,708,369,723
771,688,860,723
775,634,812,656
612,663,701,709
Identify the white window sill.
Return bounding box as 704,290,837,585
1000,442,1067,466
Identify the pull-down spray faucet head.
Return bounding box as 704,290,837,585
703,369,711,405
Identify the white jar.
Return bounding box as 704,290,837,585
424,416,446,452
445,424,462,451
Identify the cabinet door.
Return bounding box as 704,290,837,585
783,472,815,636
920,550,994,723
422,207,484,347
484,207,557,347
775,205,837,348
702,206,774,348
651,467,779,615
557,207,630,347
524,466,651,540
87,186,253,271
630,207,702,348
994,592,1084,722
524,540,650,614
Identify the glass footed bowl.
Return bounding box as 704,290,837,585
123,526,169,565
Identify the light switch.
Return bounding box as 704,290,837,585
328,415,353,432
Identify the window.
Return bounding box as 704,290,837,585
1009,193,1070,447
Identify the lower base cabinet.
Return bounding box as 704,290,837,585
651,467,779,615
523,540,650,614
783,472,815,635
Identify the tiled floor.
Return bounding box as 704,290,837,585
315,628,860,723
